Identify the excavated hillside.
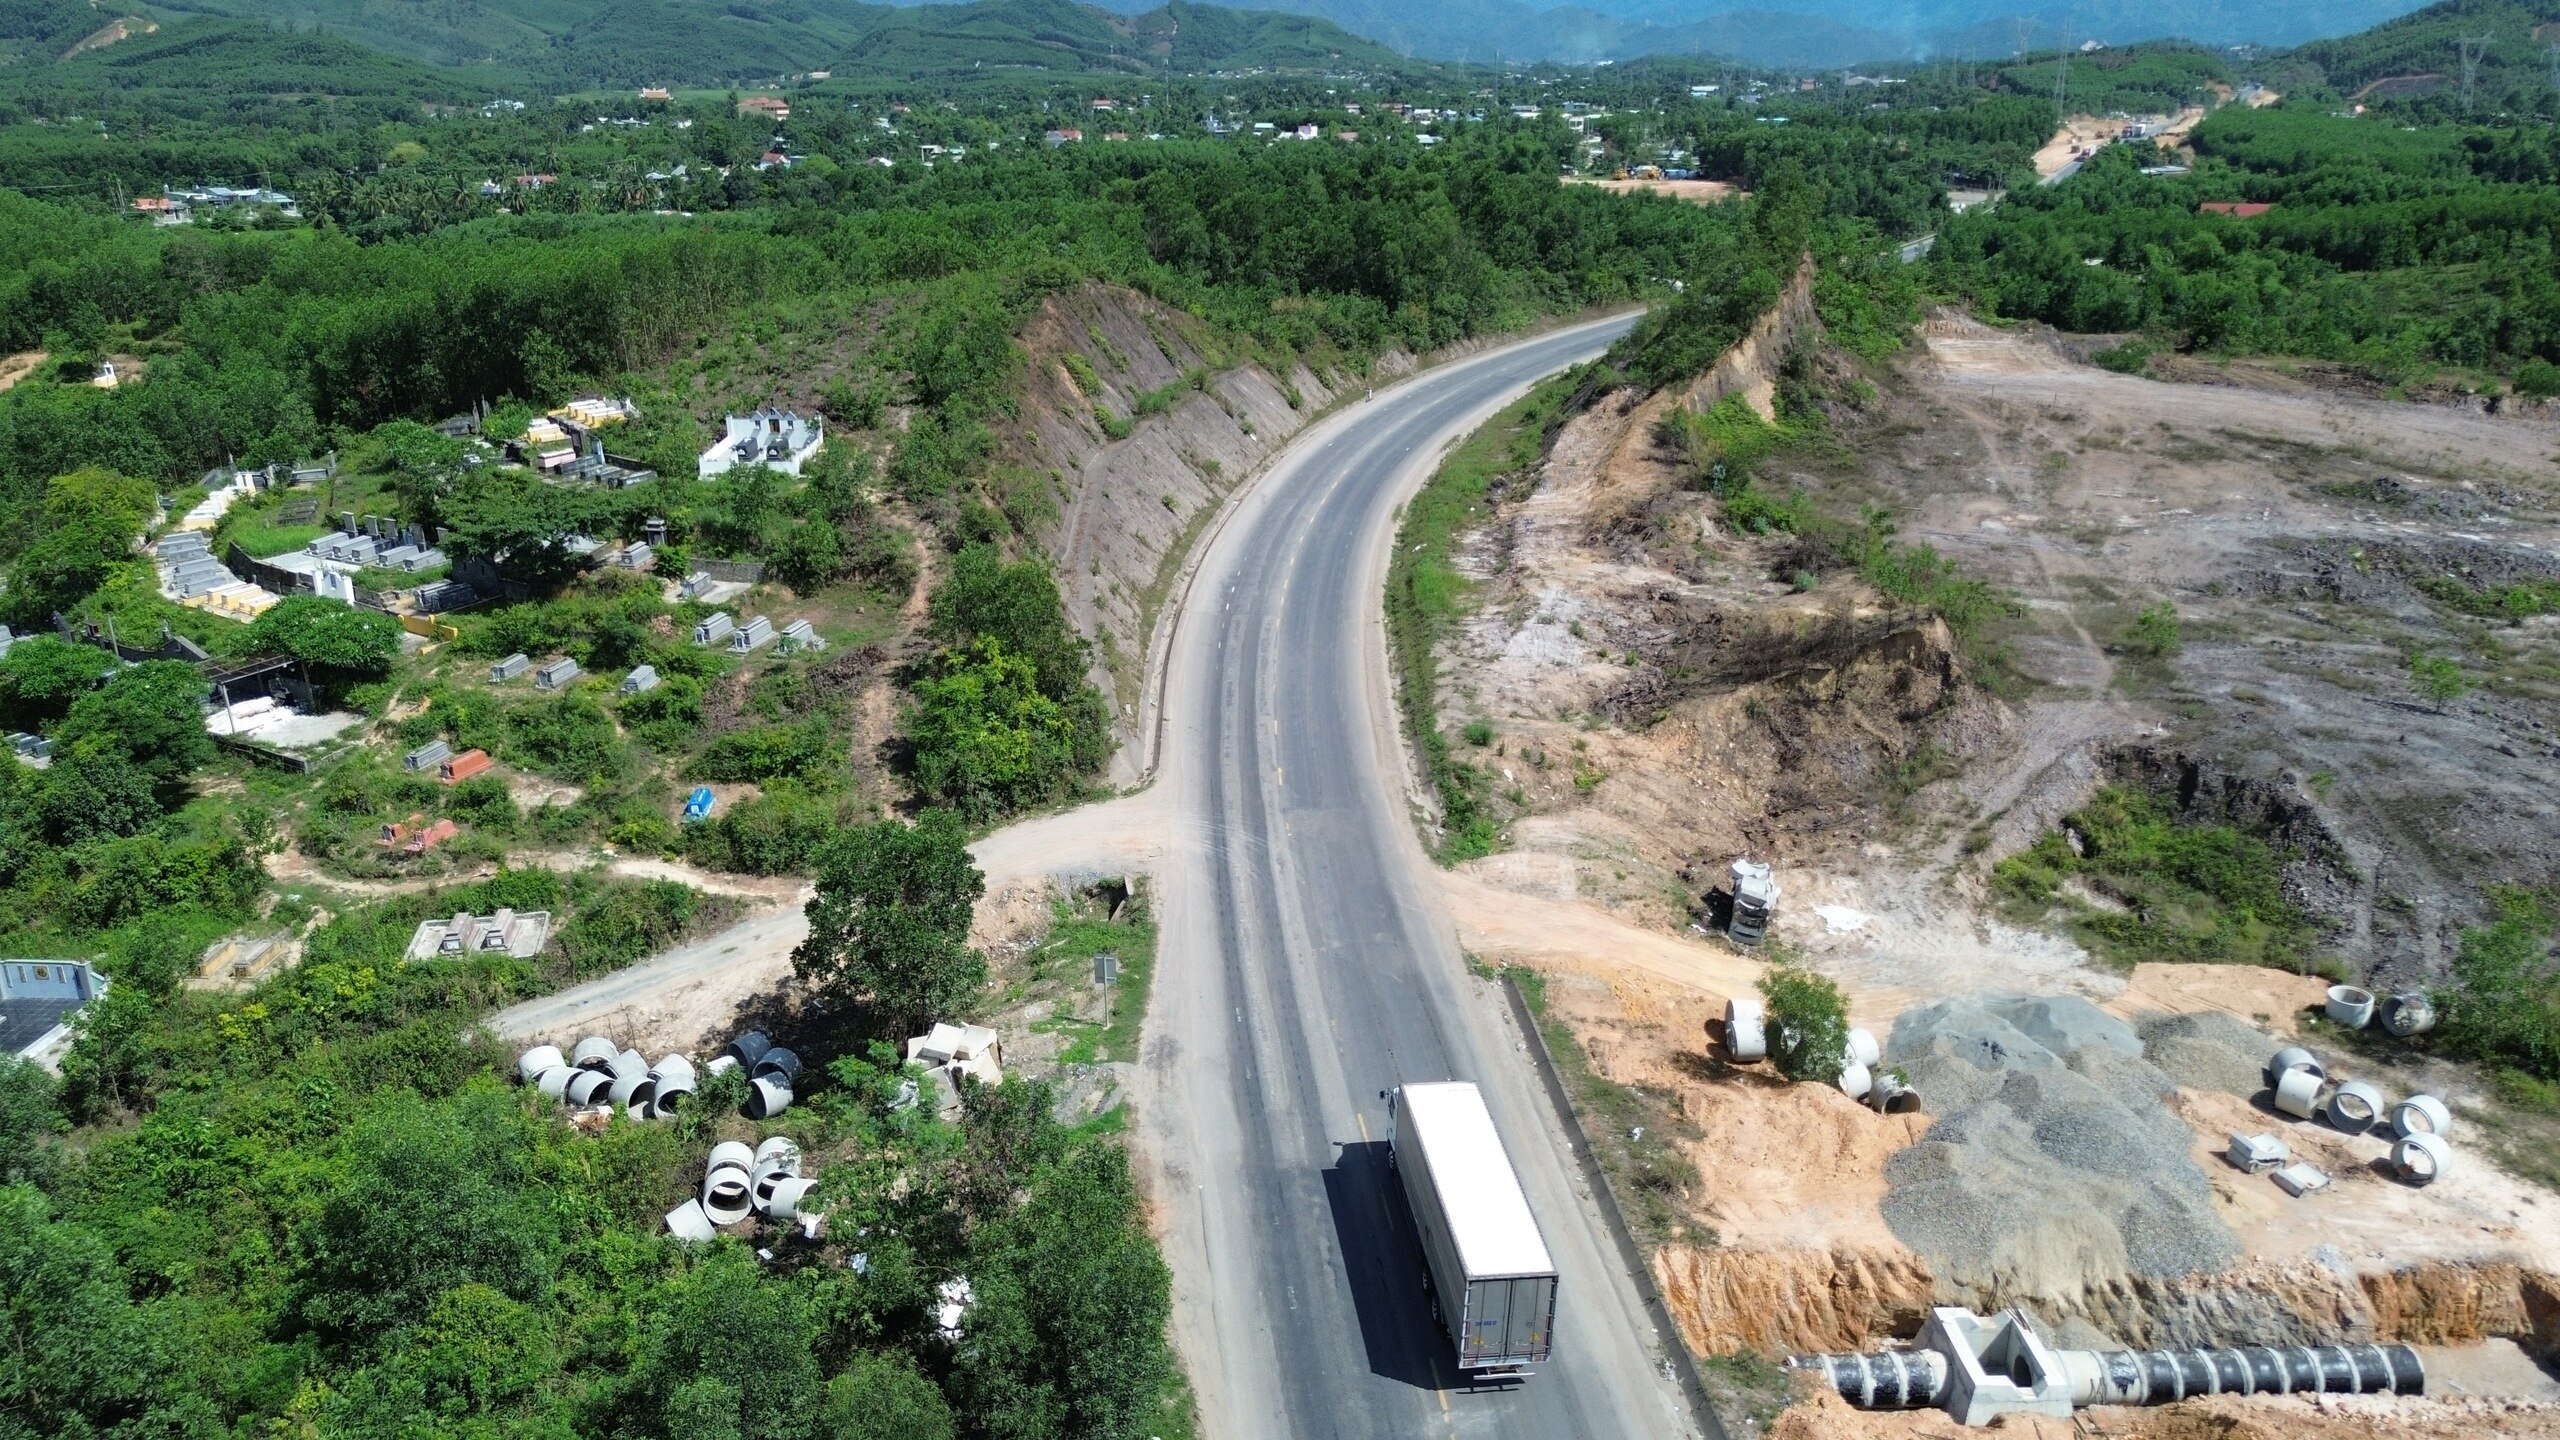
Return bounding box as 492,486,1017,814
999,284,1401,776
1410,274,2560,1436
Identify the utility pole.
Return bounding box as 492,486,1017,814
2547,41,2559,113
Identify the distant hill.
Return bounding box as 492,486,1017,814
1075,0,2445,68
2285,0,2560,107
8,14,493,102
143,0,892,86
0,0,156,66
829,0,1407,81
116,0,1405,89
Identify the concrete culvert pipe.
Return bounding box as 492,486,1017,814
2326,1080,2386,1133
615,1073,656,1116
1724,996,1768,1062
651,1076,693,1114
767,1176,821,1223
1869,1072,1922,1114
517,1045,566,1084
564,1069,614,1106
1845,1027,1882,1070
2273,1065,2325,1119
650,1054,696,1088
2382,993,2437,1038
535,1065,575,1099
572,1035,619,1071
2391,1093,2452,1139
700,1164,754,1225
611,1047,649,1081
753,1046,804,1085
664,1199,717,1244
754,1136,801,1169
2265,1046,2325,1088
2393,1131,2451,1186
747,1077,794,1119
707,1140,754,1173
1837,1061,1874,1102
750,1161,797,1215
2325,986,2376,1029
725,1030,772,1067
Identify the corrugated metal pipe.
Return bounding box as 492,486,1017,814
2052,1343,2424,1407
1793,1342,2423,1418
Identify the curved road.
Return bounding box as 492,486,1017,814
1145,314,1699,1440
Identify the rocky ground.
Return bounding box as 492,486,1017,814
1415,304,2560,1434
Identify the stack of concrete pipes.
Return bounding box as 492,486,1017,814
710,1029,801,1119
518,1038,698,1119
665,1136,820,1242
2264,1046,2455,1186
1721,998,1918,1113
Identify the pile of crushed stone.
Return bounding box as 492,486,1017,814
2137,1009,2284,1098
1879,996,2242,1298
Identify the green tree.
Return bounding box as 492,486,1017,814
2408,651,2469,708
822,1353,952,1440
4,467,155,627
0,1058,61,1187
621,1248,820,1440
293,1089,559,1344
2438,890,2560,1080
0,1184,190,1435
2128,601,2180,658
56,661,212,788
953,1138,1173,1440
1760,964,1850,1086
37,743,162,843
905,639,1083,821
247,595,402,676
440,469,607,590
927,545,1091,701
794,810,986,1040
0,634,115,723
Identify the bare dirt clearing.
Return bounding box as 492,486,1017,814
1564,176,1747,205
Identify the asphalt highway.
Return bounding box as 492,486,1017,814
1144,313,1700,1440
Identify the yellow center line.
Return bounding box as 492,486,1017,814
1356,1112,1370,1143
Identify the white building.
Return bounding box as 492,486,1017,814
698,406,824,478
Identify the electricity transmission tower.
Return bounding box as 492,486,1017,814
2458,34,2493,113
2054,37,2071,122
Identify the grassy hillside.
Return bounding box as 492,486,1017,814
20,17,491,104
1996,43,2234,115
828,0,1403,80
2285,0,2560,113
115,0,1402,88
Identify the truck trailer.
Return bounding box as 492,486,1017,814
1389,1081,1558,1376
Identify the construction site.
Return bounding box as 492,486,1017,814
1403,277,2560,1435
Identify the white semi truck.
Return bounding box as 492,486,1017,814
1389,1081,1559,1376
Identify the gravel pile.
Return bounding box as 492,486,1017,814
2137,1010,2284,1098
1879,996,2242,1297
